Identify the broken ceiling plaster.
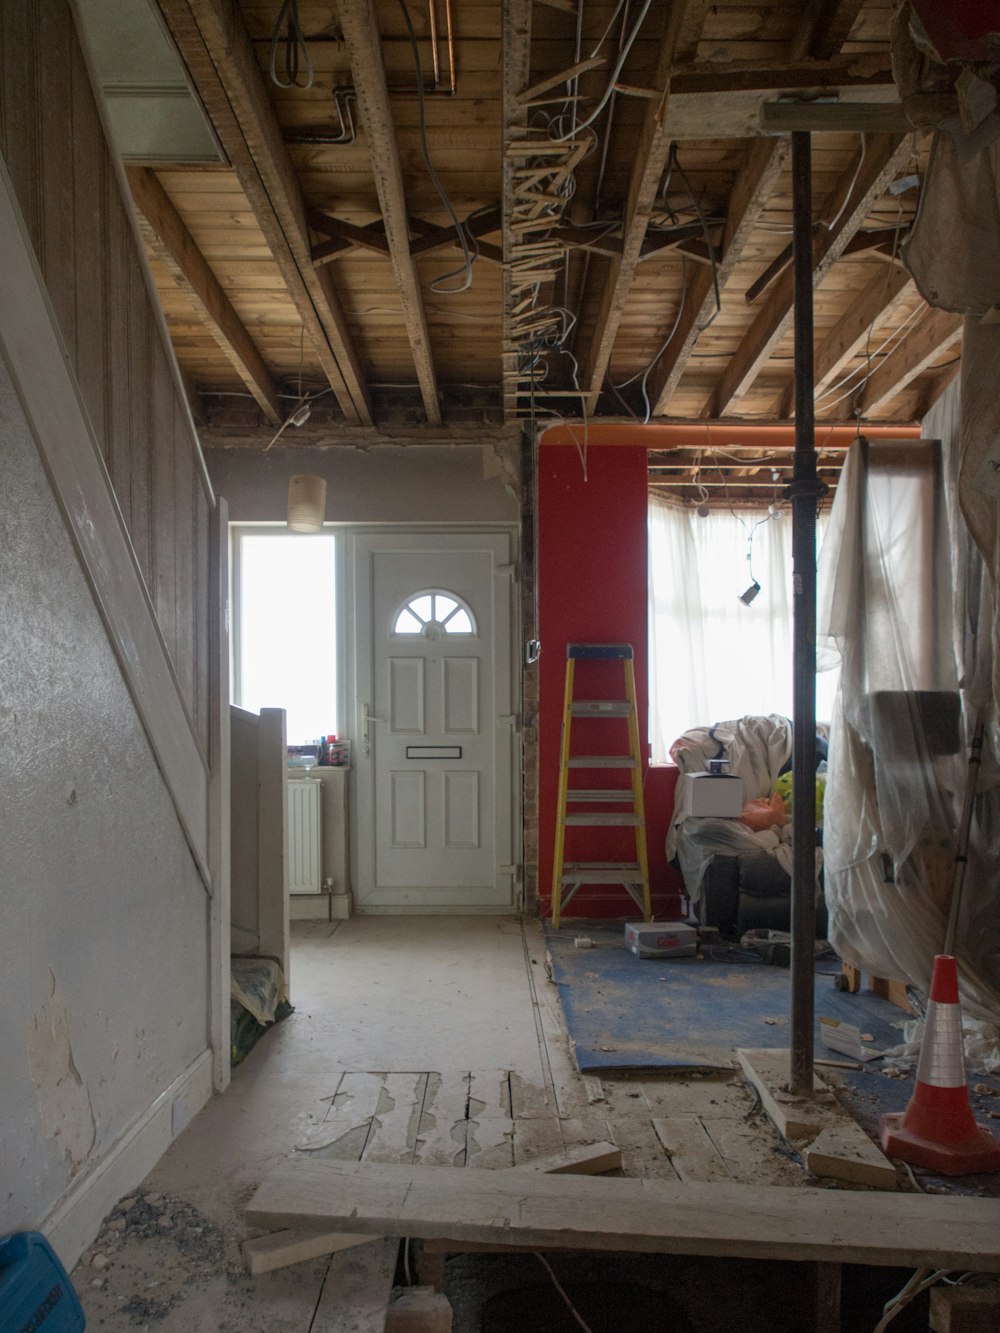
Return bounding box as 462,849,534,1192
27,972,97,1177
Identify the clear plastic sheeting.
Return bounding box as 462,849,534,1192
818,435,1000,1023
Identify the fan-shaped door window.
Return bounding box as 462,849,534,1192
393,590,476,637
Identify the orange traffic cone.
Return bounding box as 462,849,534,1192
880,955,1000,1175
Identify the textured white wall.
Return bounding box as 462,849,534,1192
206,444,519,524
0,358,210,1236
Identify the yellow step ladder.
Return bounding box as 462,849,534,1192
551,643,651,927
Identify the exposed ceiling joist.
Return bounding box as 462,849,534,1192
156,0,371,425
849,307,963,418
760,103,911,134
704,134,913,418
337,0,441,427
788,0,866,61
646,136,790,417
772,268,915,418
127,166,281,425
578,0,711,409
501,0,534,419
669,55,893,96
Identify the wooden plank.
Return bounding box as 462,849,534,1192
310,1237,399,1333
853,306,963,418
415,1072,470,1166
363,1072,429,1165
648,136,788,416
518,1141,622,1175
930,1283,1000,1333
241,1228,371,1276
705,135,913,417
156,0,371,423
579,0,710,408
127,167,281,424
297,1071,384,1154
772,267,914,418
245,1158,1000,1271
761,102,911,134
736,1049,834,1141
788,0,866,61
0,156,211,885
669,57,894,96
651,1118,733,1182
802,1126,898,1191
466,1070,513,1168
338,0,441,425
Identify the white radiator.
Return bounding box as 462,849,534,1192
286,779,322,893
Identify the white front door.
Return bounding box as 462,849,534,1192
353,530,516,911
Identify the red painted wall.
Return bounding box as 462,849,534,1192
537,444,684,920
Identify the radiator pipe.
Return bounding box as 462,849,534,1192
788,131,826,1098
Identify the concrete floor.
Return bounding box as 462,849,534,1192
70,917,567,1329
68,915,894,1332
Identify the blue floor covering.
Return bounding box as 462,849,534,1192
544,922,1000,1196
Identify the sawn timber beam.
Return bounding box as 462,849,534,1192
338,0,441,426
578,0,711,410
646,136,789,418
703,134,914,418
127,167,282,426
308,207,504,268
848,306,963,419
156,0,371,425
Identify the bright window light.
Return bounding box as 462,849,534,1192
236,533,336,744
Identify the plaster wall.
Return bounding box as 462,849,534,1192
0,358,210,1237
206,444,519,524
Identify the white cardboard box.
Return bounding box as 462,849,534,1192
681,772,744,817
625,920,698,959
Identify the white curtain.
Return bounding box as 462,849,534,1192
648,496,838,762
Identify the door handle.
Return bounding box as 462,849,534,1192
361,702,383,757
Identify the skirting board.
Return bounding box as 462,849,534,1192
43,1048,213,1269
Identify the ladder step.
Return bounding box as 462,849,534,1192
564,814,640,826
567,757,638,768
562,862,644,884
567,643,633,660
565,789,635,802
570,700,633,717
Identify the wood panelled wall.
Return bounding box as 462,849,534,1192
0,0,212,752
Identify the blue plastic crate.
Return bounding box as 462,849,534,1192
0,1232,85,1333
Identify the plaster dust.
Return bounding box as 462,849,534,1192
68,917,829,1330
70,917,551,1329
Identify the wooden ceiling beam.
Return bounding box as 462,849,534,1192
703,134,913,418
670,55,892,96
646,136,789,418
338,0,441,426
127,166,282,426
772,268,915,418
501,0,534,419
157,0,371,425
788,0,866,61
849,307,963,418
578,0,711,409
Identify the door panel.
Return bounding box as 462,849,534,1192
353,531,516,911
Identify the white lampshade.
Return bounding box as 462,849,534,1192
287,474,327,532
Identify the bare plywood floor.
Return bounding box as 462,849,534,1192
69,917,834,1330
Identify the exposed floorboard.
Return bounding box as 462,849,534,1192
68,917,989,1331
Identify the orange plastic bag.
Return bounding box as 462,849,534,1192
741,791,787,831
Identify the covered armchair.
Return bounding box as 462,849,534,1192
666,715,826,937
